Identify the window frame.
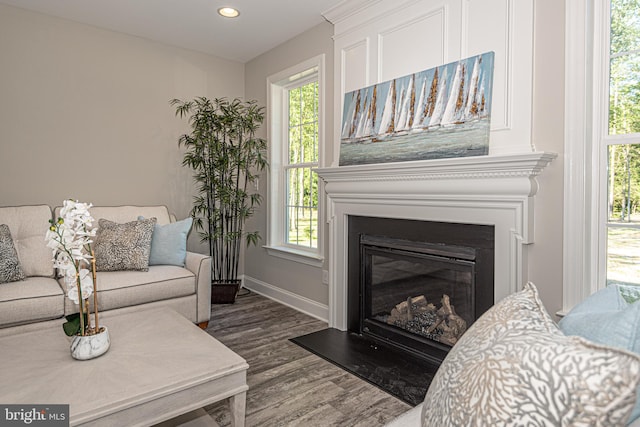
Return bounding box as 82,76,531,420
265,55,325,267
563,0,640,313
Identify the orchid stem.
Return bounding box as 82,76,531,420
75,267,85,336
91,249,99,332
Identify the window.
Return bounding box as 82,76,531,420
563,0,640,312
286,80,319,249
605,0,640,287
266,55,324,265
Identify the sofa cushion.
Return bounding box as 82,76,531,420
0,277,64,327
94,218,157,272
0,205,54,278
559,284,640,423
421,282,640,427
0,224,26,283
64,265,196,314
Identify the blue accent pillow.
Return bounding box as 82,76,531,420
139,216,193,267
559,284,640,423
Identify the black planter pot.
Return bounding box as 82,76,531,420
211,280,241,304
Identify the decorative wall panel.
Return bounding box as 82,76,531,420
378,10,446,82
342,39,369,94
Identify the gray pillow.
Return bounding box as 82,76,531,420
0,224,26,283
94,218,157,272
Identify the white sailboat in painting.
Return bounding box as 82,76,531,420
477,77,487,117
376,80,396,139
464,56,484,122
342,85,379,142
358,86,377,140
410,73,428,132
463,55,481,122
395,74,415,133
428,66,448,129
345,90,362,141
353,90,368,139
393,88,405,133
341,91,358,140
441,62,466,127
422,68,439,127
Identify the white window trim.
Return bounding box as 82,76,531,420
265,54,326,267
562,0,611,314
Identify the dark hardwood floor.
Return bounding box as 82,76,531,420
203,290,412,426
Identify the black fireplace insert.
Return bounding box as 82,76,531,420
348,216,495,364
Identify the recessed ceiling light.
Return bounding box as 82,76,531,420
218,7,240,18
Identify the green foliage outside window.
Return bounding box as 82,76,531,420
607,0,640,286
287,81,319,248
610,0,640,135
608,0,640,221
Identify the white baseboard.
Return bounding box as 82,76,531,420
242,275,329,323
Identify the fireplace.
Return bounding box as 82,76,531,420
291,154,554,405
347,216,494,364
315,153,555,332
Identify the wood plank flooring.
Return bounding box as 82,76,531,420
203,291,412,426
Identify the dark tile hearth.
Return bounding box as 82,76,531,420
290,328,439,406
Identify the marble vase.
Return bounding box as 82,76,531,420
70,327,110,360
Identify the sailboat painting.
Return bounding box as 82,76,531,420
339,52,495,166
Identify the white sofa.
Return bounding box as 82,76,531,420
0,205,211,332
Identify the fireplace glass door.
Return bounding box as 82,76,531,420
360,235,475,360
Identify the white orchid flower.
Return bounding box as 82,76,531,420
66,269,94,304
45,199,97,304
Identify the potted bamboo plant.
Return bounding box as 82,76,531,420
171,97,268,303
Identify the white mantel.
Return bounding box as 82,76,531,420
316,152,556,330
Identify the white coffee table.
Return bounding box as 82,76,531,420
0,308,248,427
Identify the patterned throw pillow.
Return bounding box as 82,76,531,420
0,224,26,283
422,282,640,427
93,218,157,272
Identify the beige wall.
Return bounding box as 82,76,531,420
243,22,334,307
0,4,244,253
529,0,565,316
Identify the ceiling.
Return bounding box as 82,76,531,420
0,0,344,63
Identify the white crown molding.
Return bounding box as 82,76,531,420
322,0,381,25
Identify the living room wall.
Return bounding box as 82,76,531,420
0,4,244,254
242,22,334,318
